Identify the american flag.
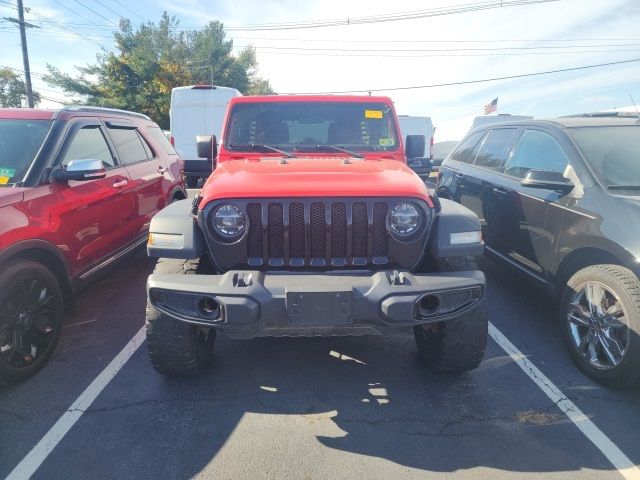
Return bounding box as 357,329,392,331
484,97,498,115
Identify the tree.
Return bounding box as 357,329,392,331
43,13,274,128
0,68,40,107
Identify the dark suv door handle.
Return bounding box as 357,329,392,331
454,172,464,179
493,187,508,196
158,166,167,174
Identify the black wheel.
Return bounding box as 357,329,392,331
185,176,198,188
413,256,488,372
560,264,640,389
0,260,64,385
146,258,216,377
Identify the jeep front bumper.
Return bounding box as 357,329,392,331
147,270,486,339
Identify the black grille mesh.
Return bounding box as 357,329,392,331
310,202,325,258
331,202,347,258
268,203,284,258
372,202,388,257
247,203,263,258
289,203,304,258
352,202,367,258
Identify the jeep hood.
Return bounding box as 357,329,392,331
200,157,432,205
0,187,25,208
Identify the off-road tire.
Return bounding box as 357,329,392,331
0,260,64,385
560,264,640,389
146,258,216,377
413,256,488,372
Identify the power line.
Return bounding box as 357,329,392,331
288,57,640,94
111,0,144,20
69,0,117,27
222,0,560,31
92,0,125,20
27,8,109,48
50,0,101,27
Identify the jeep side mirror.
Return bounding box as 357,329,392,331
52,159,106,182
196,135,217,160
521,169,574,193
405,135,426,159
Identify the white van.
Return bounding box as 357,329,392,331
170,85,242,187
397,115,434,158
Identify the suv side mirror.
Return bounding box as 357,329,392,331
405,135,426,159
521,169,574,193
52,159,106,182
196,135,217,160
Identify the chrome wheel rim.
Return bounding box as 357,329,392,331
567,281,629,370
0,277,57,368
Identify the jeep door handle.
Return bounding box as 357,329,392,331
158,166,167,174
492,187,508,196
112,180,128,188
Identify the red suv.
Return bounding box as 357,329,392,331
0,106,186,384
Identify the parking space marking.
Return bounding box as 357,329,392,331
489,322,640,480
6,327,146,480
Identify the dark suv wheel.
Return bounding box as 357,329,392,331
560,264,640,389
0,259,64,384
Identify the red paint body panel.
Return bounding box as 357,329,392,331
202,95,433,208
0,108,185,284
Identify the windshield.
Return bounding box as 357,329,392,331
0,119,53,186
568,125,640,188
225,101,399,153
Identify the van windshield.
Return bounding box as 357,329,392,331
225,102,399,153
568,125,640,189
0,119,53,186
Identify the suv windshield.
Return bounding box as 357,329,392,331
568,125,640,189
0,119,53,186
225,101,399,153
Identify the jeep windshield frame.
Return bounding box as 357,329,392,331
0,119,53,186
224,101,400,154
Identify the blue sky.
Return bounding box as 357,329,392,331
1,0,639,139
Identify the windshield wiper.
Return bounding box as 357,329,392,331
607,184,640,190
228,144,295,158
294,145,363,158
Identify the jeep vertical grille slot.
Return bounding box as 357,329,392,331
247,203,263,260
268,203,284,262
242,199,406,269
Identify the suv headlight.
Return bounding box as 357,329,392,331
212,203,246,239
389,202,421,236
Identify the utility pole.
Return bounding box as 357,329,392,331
3,0,38,107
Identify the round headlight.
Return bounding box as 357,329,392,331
213,204,246,239
389,203,421,236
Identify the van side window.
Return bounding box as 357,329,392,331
472,128,517,171
505,129,569,178
449,131,484,164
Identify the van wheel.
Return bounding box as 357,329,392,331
0,260,64,385
560,265,640,389
146,258,216,377
185,176,198,188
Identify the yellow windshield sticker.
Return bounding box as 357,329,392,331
379,138,394,146
365,110,383,119
0,176,9,185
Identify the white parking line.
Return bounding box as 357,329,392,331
6,326,146,480
489,322,640,480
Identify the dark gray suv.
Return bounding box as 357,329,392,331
437,115,640,389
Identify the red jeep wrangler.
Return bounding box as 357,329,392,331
145,95,487,376
0,106,186,384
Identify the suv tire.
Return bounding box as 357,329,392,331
0,259,64,385
146,258,216,377
560,264,640,389
413,256,488,372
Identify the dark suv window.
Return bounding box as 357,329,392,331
449,131,484,163
505,129,569,178
108,127,153,165
472,128,517,171
61,126,114,168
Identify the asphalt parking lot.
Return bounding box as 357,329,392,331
2,245,640,479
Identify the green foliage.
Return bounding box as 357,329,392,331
43,13,274,128
0,68,40,107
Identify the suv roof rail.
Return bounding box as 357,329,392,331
562,111,640,118
57,105,151,120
